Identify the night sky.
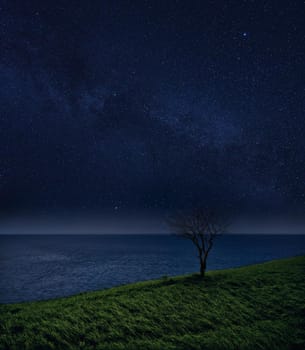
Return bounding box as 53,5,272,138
1,1,305,231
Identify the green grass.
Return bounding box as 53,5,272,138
1,256,305,350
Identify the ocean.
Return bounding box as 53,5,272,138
1,234,305,303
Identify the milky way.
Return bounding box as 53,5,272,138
0,1,305,219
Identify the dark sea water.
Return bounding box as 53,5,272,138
1,234,305,304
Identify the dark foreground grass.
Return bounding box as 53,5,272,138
1,256,305,350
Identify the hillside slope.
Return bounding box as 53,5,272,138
0,256,305,350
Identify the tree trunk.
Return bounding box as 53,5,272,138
200,255,208,278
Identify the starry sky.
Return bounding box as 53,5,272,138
1,1,305,229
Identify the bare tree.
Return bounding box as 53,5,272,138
168,209,228,277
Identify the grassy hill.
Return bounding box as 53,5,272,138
0,256,305,350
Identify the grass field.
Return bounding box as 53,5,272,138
0,256,305,350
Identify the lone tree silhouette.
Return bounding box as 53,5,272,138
169,209,228,277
